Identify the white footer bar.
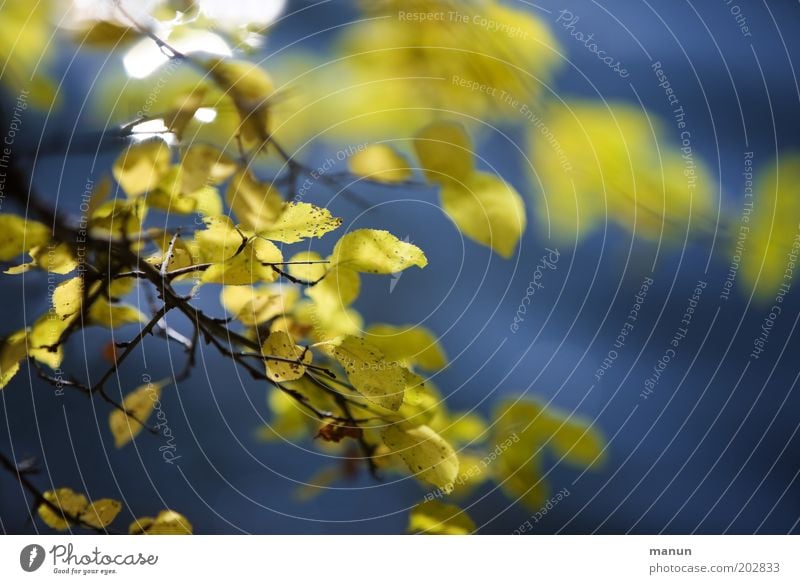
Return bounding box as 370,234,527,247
1,535,797,582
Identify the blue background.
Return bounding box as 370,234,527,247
1,0,799,534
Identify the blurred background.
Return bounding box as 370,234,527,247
1,0,799,534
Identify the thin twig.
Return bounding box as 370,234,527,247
0,451,119,534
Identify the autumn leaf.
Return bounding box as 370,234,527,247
439,171,526,258
112,139,172,197
331,229,427,274
413,121,473,184
0,215,51,261
262,331,312,382
408,500,476,535
365,323,447,370
129,510,193,535
348,144,413,183
382,424,459,492
331,336,406,411
108,381,163,448
258,202,342,243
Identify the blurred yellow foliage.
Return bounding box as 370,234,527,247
0,0,58,107
531,101,717,242
740,153,800,301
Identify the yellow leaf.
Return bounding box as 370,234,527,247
365,323,447,370
53,277,83,318
0,1,60,108
56,279,147,329
439,171,526,258
295,301,364,343
258,202,342,243
549,417,607,468
34,243,77,274
148,229,197,275
293,466,341,501
348,144,412,183
262,331,312,382
202,237,282,285
387,372,441,427
532,101,716,242
147,166,223,216
38,488,89,531
112,139,172,197
330,2,560,136
0,329,28,388
413,121,473,184
490,402,548,508
741,153,800,300
540,408,606,468
436,412,488,447
332,336,406,410
181,144,237,194
408,500,476,535
206,239,281,285
89,298,147,328
205,58,275,102
332,229,427,274
129,510,192,535
162,85,208,140
0,215,51,261
72,20,137,48
382,424,459,492
452,452,493,493
205,58,274,145
306,266,361,310
86,176,112,217
287,251,327,282
492,398,605,509
496,451,548,510
109,381,162,448
193,185,225,218
226,170,283,232
5,243,77,275
80,499,122,529
258,385,328,442
107,276,136,299
220,285,298,326
195,216,282,285
89,197,148,239
28,313,75,369
496,399,605,467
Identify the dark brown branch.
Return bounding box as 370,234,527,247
90,304,170,393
